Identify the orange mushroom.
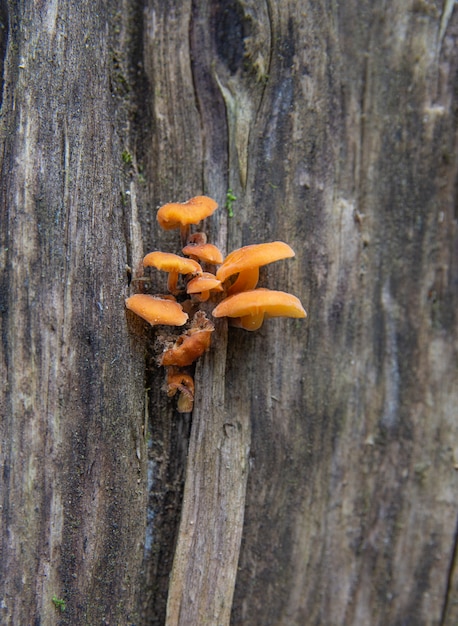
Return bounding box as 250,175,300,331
157,195,218,242
143,251,202,295
182,243,224,266
216,241,295,295
186,272,223,302
160,311,215,366
125,294,188,326
166,367,195,413
212,288,306,331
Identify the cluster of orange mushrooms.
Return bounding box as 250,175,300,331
126,196,306,412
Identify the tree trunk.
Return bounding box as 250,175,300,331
1,1,457,625
0,2,150,624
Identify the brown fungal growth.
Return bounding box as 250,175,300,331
216,241,295,295
157,195,218,243
143,251,202,295
186,232,208,246
160,311,215,367
166,367,195,413
212,288,306,331
125,294,188,327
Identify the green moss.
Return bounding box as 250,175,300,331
52,595,66,612
122,149,133,165
225,189,237,218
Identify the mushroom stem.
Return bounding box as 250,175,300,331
177,391,194,413
167,272,179,294
194,291,210,302
180,224,191,246
166,368,195,414
237,312,265,331
187,232,207,245
227,267,259,295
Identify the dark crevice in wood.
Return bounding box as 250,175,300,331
253,3,273,122
188,5,207,197
124,2,153,172
211,0,248,75
189,0,229,240
142,332,195,625
111,0,151,271
0,0,8,110
439,512,458,626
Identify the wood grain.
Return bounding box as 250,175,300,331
1,1,457,625
0,2,151,624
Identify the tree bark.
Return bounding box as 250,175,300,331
0,2,148,624
1,1,457,626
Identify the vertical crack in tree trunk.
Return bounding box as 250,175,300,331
158,4,254,622
165,315,250,625
439,512,458,625
161,3,273,620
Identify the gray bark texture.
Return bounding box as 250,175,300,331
1,1,457,625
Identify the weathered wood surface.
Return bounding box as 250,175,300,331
1,1,457,625
0,2,148,624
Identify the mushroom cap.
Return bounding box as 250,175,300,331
125,294,188,326
182,243,224,265
216,241,295,283
212,289,306,321
157,196,218,230
160,330,213,366
166,368,195,398
186,273,223,295
143,251,202,275
160,310,215,366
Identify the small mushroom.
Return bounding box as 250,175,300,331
156,195,218,243
216,241,295,295
182,243,224,266
187,232,208,246
160,311,215,366
143,251,202,295
186,272,223,302
125,294,188,326
166,367,195,413
212,288,306,331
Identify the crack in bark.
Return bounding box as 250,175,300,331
439,511,458,625
0,0,9,110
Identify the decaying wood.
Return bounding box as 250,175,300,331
1,0,457,625
0,2,148,624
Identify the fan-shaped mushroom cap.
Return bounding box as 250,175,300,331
216,241,295,294
157,196,218,231
143,251,202,294
212,288,306,331
182,243,224,265
143,251,202,274
186,272,223,302
125,294,188,326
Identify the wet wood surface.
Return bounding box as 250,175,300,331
1,1,457,625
